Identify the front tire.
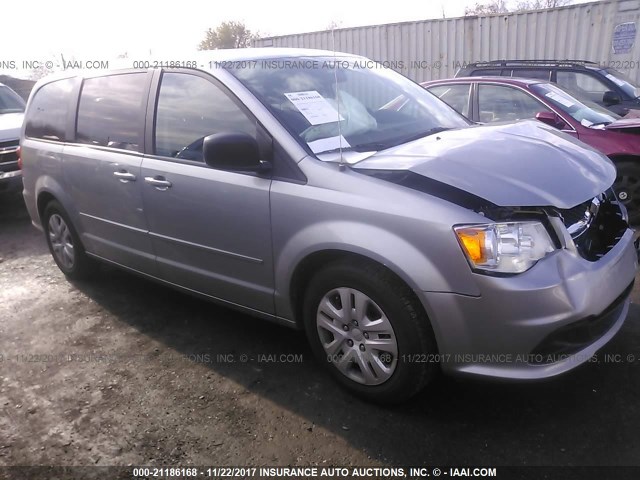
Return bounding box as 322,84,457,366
303,260,438,404
43,200,95,280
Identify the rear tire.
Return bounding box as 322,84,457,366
303,260,438,404
614,161,640,225
43,200,95,280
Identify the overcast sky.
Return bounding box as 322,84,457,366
0,0,596,62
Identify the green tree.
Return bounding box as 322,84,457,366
198,21,256,50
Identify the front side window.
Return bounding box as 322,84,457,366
531,83,619,126
25,78,75,141
428,84,471,118
478,84,550,123
0,85,25,114
154,73,256,161
76,73,147,151
227,56,468,162
603,68,639,99
556,71,611,104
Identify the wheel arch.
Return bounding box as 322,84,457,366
286,249,433,331
608,154,640,165
34,175,80,227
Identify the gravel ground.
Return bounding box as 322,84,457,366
1,191,639,471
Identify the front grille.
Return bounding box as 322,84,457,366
559,199,592,228
0,139,19,149
0,139,19,173
529,281,633,363
557,190,628,261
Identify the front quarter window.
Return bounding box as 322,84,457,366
227,57,469,159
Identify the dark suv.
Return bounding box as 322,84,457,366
456,60,640,116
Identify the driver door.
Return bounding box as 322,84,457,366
141,70,274,314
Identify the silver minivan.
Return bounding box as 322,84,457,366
20,48,638,403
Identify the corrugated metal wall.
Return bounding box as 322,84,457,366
254,0,640,83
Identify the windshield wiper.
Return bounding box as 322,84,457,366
314,127,453,155
352,127,453,152
314,146,356,155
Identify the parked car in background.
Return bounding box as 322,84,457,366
20,49,637,403
0,82,25,194
423,77,640,223
455,60,640,116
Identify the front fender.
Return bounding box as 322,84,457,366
273,220,480,320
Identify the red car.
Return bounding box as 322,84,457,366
422,77,640,223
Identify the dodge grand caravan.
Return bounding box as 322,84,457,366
21,49,638,403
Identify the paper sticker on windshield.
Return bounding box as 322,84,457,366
606,73,627,88
284,91,344,125
307,135,350,154
545,91,574,108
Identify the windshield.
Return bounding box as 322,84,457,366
531,82,619,126
0,85,26,114
603,68,639,99
227,56,469,160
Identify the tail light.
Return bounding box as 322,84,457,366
17,146,22,169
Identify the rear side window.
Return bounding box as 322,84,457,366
25,78,75,141
478,84,550,123
154,73,256,161
76,73,147,152
472,69,502,76
512,69,551,81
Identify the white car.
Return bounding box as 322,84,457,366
0,82,25,193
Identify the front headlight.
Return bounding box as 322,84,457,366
454,222,555,274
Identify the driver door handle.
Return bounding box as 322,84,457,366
145,176,172,190
113,170,137,182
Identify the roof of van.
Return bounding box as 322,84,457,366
197,47,357,60
31,47,364,86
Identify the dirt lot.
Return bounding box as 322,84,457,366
1,191,640,472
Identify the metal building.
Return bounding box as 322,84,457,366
254,0,640,83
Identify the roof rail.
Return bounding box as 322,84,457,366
467,59,600,67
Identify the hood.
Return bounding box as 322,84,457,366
0,112,24,142
354,120,615,209
604,117,640,131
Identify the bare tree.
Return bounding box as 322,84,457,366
325,20,343,30
198,21,256,50
464,0,510,16
516,0,572,10
465,0,572,16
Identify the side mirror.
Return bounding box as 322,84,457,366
603,90,621,106
535,111,567,130
203,132,268,172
